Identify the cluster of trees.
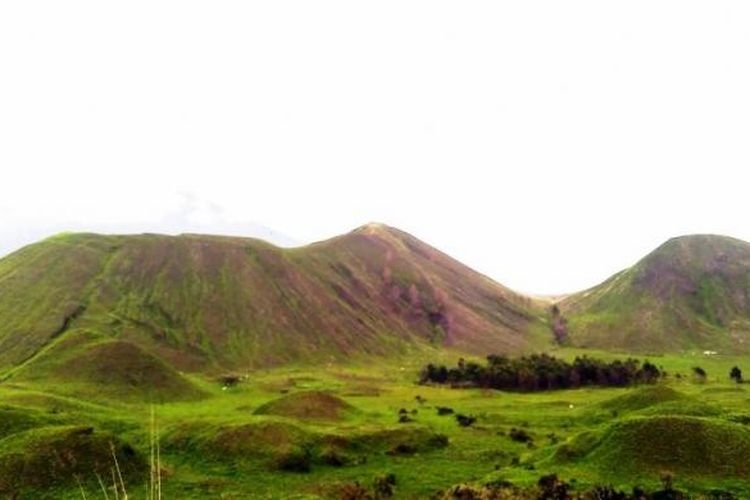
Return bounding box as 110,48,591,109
420,354,663,392
690,365,744,384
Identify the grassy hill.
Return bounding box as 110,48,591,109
0,223,548,376
559,234,750,353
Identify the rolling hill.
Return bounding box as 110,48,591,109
0,223,548,377
559,234,750,353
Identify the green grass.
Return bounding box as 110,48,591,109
0,349,749,498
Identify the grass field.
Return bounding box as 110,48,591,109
1,348,749,498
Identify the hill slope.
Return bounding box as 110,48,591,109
0,224,546,374
560,234,750,352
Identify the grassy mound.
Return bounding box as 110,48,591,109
588,416,750,478
325,426,450,455
0,425,147,495
19,339,206,402
600,385,686,413
636,398,723,418
253,391,356,420
211,421,312,457
165,420,313,458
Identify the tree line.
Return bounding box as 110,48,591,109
419,353,663,392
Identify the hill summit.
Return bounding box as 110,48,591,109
0,224,545,374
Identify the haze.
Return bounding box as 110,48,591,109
2,1,749,295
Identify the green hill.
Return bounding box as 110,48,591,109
0,224,546,376
559,234,750,352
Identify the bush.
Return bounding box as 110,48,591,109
373,473,396,498
730,366,743,384
537,474,569,499
509,427,532,443
455,414,476,427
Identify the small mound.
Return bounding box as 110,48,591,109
0,425,146,494
165,420,312,459
636,399,722,418
328,426,450,455
254,391,355,420
212,421,312,457
600,386,686,413
588,416,750,477
21,340,206,402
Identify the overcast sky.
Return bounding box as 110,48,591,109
2,1,749,295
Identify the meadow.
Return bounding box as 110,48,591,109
1,347,749,499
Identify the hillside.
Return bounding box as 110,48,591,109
559,234,750,352
0,224,547,375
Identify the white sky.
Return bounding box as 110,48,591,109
1,1,749,295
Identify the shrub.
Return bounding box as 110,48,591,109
692,366,707,382
373,473,396,498
730,366,743,384
455,414,476,427
436,406,454,416
537,474,569,499
509,427,532,443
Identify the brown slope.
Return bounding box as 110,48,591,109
0,224,547,373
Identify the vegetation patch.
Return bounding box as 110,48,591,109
253,390,356,421
0,405,62,440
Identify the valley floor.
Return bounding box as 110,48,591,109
1,348,750,499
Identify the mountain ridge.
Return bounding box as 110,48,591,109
0,223,548,376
